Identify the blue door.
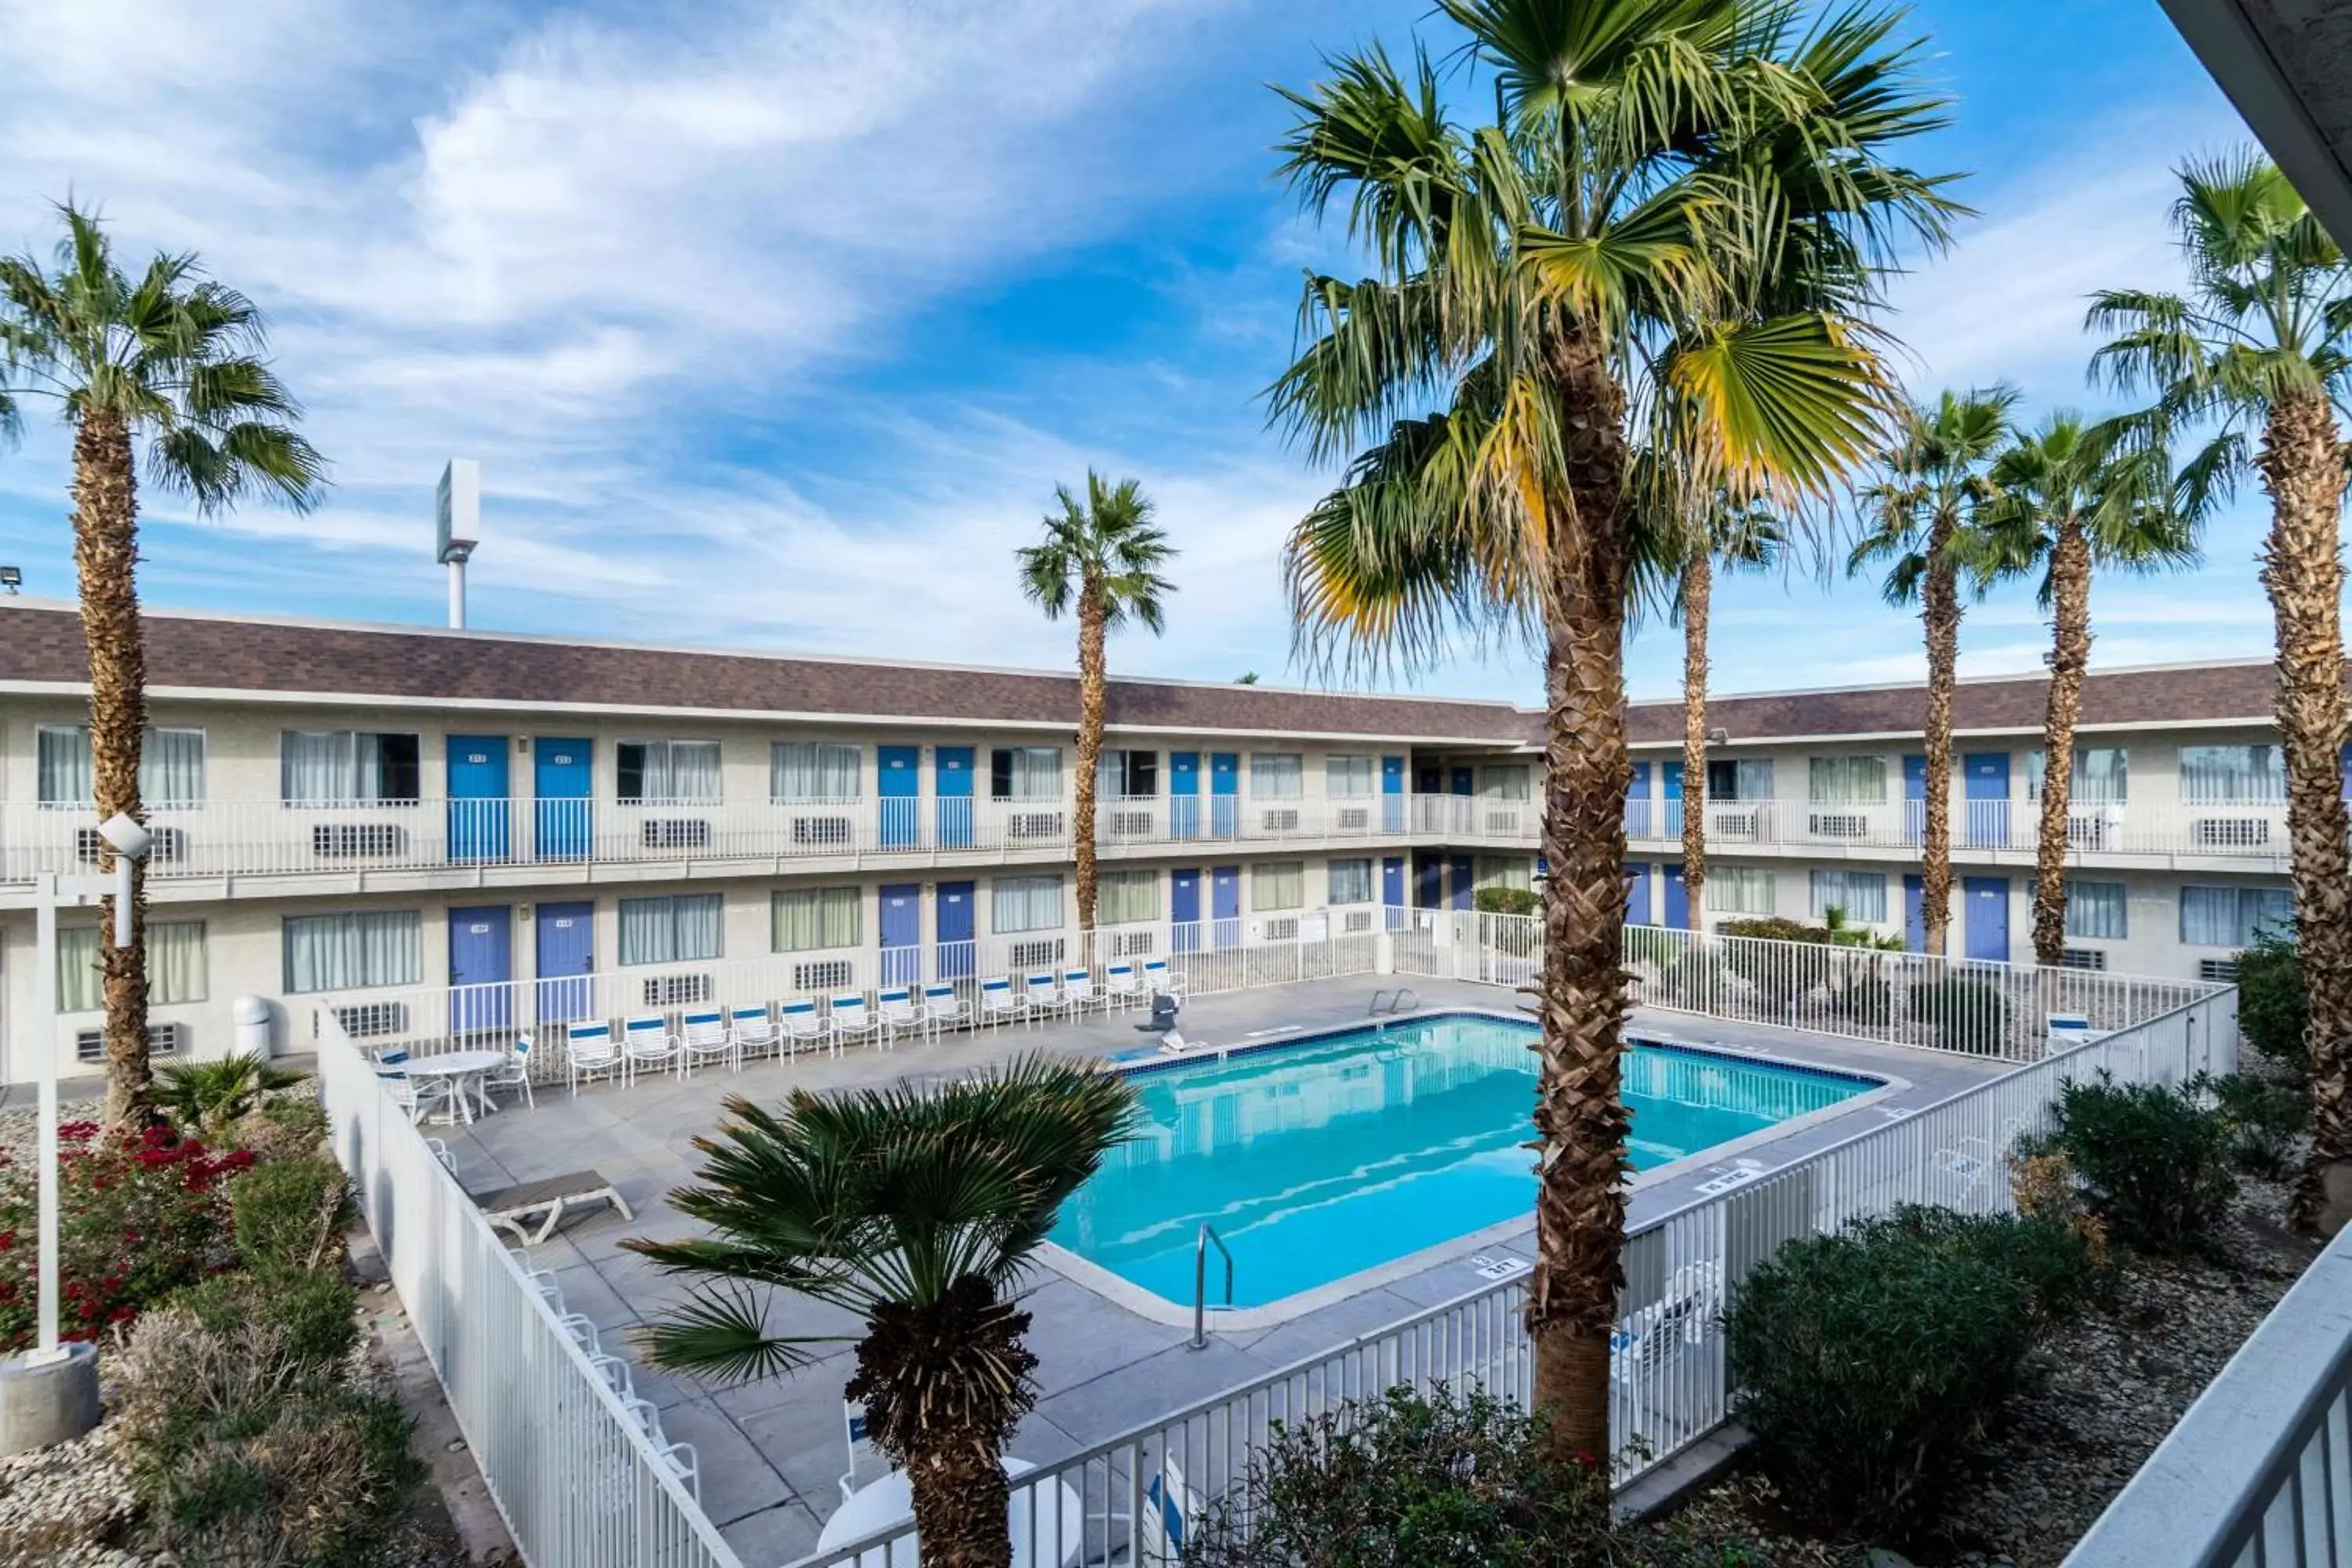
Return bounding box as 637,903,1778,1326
1209,753,1239,838
1904,754,1927,844
935,880,975,978
1964,877,2010,962
1664,865,1690,930
535,901,595,1025
1964,753,2010,848
1450,766,1474,797
879,746,920,849
449,906,513,1033
534,739,592,861
1904,873,1926,953
1211,865,1241,947
1626,761,1652,838
1381,755,1406,833
447,735,510,863
1448,854,1473,911
1626,866,1651,927
1663,761,1685,840
879,884,920,984
1381,855,1405,927
1170,753,1200,840
935,747,974,848
1171,867,1202,952
1415,852,1444,909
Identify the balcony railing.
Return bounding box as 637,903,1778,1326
1623,797,2296,866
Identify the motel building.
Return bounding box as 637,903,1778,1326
0,596,2315,1080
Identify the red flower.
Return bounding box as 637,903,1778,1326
122,1229,139,1243
140,1124,173,1149
1573,1450,1603,1472
225,1150,256,1171
107,1306,135,1323
0,1231,16,1253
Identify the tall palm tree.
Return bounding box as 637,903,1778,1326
1017,473,1176,931
2089,152,2352,1230
630,1057,1140,1568
1669,495,1780,929
1269,0,1953,1457
0,204,324,1129
1848,386,2016,956
1973,414,2196,966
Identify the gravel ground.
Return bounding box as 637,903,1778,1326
1649,1174,2321,1567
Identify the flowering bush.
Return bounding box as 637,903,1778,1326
0,1120,252,1352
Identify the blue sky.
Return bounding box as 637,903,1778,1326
0,0,2277,702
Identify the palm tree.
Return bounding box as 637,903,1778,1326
1269,0,1953,1457
630,1056,1140,1568
1669,495,1780,929
1848,386,2017,956
1973,415,2196,966
1017,473,1176,931
2089,152,2352,1229
0,204,324,1128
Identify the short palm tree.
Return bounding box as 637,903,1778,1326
629,1057,1140,1568
1269,0,1952,1458
2089,152,2352,1230
1973,414,2196,967
1849,386,2017,956
1017,474,1176,931
1668,493,1781,929
153,1051,308,1134
0,204,324,1129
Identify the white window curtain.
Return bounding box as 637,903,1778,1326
1711,866,1776,915
1808,756,1888,805
2180,884,2293,946
1252,862,1305,911
2180,745,2285,804
623,740,721,803
1808,869,1888,923
1098,870,1160,926
2027,747,2129,804
992,876,1062,934
771,742,861,801
773,887,861,951
1479,765,1530,801
994,748,1062,802
35,726,205,808
2064,880,2129,940
1477,855,1532,891
36,727,92,808
283,911,422,993
56,926,103,1013
60,922,202,1014
1708,759,1776,801
619,894,723,965
1327,858,1374,905
1250,754,1303,800
1326,756,1374,797
281,731,413,803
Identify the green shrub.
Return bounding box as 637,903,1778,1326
155,1052,309,1134
2236,931,2307,1073
2210,1073,2310,1178
1719,918,1833,1004
1183,1385,1759,1568
1726,1224,2039,1538
1855,1205,2109,1324
1907,974,2011,1055
230,1156,354,1276
1473,886,1538,918
229,1096,331,1163
2024,1072,2237,1254
174,1269,361,1373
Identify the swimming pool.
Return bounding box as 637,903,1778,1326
1049,1012,1877,1310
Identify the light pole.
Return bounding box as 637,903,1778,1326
1,811,148,1453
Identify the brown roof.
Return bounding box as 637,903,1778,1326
0,602,1539,744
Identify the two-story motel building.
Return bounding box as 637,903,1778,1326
0,598,2314,1080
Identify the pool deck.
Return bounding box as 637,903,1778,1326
430,978,2009,1565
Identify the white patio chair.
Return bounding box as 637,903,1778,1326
840,1400,884,1502
1025,972,1072,1021
678,1008,736,1076
728,1003,780,1063
829,994,879,1053
981,976,1027,1031
1610,1261,1722,1388
1061,967,1102,1016
779,999,827,1058
876,987,921,1047
918,982,971,1038
588,1352,634,1401
1112,1449,1200,1566
622,1014,683,1083
1104,962,1142,1009
484,1034,536,1109
657,1439,701,1504
556,1312,602,1355
424,1137,456,1174
1142,958,1188,998
565,1022,623,1096
381,1068,450,1125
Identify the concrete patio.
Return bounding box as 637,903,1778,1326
429,976,2008,1565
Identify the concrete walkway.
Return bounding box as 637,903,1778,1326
432,978,2007,1565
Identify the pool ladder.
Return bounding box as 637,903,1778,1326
1369,987,1419,1018
1191,1223,1234,1350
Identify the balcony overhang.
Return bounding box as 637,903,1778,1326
2161,0,2352,249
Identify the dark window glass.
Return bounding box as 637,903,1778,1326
375,734,421,802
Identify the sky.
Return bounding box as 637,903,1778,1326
0,0,2281,704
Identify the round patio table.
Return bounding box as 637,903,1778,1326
815,1457,1084,1567
399,1050,510,1125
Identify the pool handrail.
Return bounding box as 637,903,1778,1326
1192,1221,1235,1351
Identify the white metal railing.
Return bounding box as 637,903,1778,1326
1622,795,2296,866
2063,1219,2352,1567
314,1011,744,1568
794,964,2239,1567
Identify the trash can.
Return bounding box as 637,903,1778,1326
232,995,273,1058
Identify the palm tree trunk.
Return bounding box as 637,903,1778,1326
1919,516,1959,956
73,407,153,1131
1073,581,1106,932
2257,392,2352,1233
2031,517,2092,967
1527,326,1633,1463
1680,549,1710,930
855,1284,1035,1568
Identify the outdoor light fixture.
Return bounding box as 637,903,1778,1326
0,566,20,593
1707,728,1730,746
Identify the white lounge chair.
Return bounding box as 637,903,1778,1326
1025,972,1072,1020
780,998,827,1057
564,1022,622,1095
1142,958,1188,997
1104,962,1142,1009
728,1004,780,1063
678,1008,736,1076
918,982,971,1038
840,1400,884,1502
877,987,921,1047
1120,1450,1199,1566
829,994,879,1052
477,1170,635,1246
1610,1261,1722,1388
485,1035,536,1109
1061,967,1102,1016
980,976,1026,1031
622,1014,682,1083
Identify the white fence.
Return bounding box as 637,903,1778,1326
795,966,2239,1567
1622,795,2294,867
314,1011,746,1568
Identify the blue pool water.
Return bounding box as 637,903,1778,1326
1051,1013,1875,1308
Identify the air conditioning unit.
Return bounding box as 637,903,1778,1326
2059,948,2108,972
1110,811,1155,837
1008,938,1066,968
2191,817,2269,849
1484,810,1520,834
2065,816,2112,851
76,826,188,864
1336,806,1369,831
313,822,406,857
2198,957,2240,983
1807,813,1867,838
1261,916,1301,941
1710,807,1759,839
792,960,853,992
1009,811,1065,840
790,815,853,848
1261,808,1301,833
642,974,712,1007
641,818,713,851
75,1021,182,1064
1343,909,1375,934
329,1001,407,1039
1110,929,1156,957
